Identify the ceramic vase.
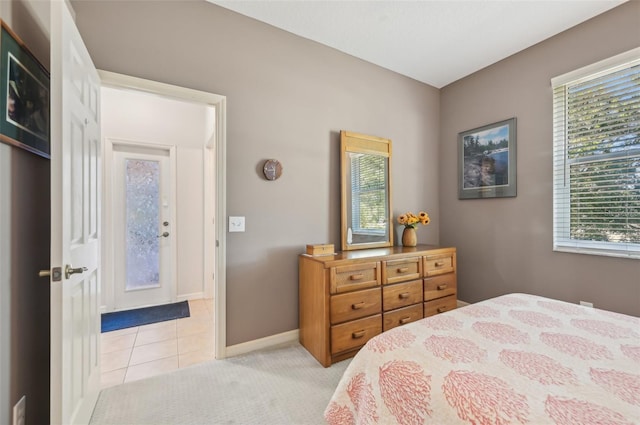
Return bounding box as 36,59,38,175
402,227,417,247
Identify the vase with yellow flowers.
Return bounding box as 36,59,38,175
397,211,430,247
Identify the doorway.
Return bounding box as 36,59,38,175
102,87,209,313
99,70,227,365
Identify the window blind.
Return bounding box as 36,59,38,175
553,51,640,258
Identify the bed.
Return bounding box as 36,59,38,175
324,293,640,425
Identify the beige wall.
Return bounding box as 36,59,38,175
0,1,51,424
440,1,640,316
72,1,441,345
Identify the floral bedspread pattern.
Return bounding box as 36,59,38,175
325,293,640,425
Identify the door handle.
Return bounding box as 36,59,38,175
157,232,169,238
39,270,51,277
65,265,87,279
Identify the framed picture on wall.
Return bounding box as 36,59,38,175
458,117,516,199
0,20,50,158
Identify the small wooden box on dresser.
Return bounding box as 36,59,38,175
299,245,457,367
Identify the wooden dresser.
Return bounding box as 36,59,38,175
299,245,457,367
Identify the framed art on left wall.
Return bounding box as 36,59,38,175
0,20,50,158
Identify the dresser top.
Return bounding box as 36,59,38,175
300,245,455,267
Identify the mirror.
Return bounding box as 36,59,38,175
341,130,393,251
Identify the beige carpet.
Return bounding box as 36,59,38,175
90,342,350,425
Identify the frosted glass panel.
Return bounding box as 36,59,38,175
125,159,160,290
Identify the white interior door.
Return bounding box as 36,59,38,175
50,1,101,424
112,144,174,310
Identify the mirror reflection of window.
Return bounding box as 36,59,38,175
349,152,388,234
341,130,393,251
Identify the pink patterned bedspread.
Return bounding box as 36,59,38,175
325,293,640,425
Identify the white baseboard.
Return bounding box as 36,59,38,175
457,299,470,307
225,329,299,358
177,292,205,302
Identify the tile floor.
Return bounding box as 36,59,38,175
100,298,215,388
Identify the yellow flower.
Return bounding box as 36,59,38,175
418,211,430,225
398,210,430,228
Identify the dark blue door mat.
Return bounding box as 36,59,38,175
101,301,190,333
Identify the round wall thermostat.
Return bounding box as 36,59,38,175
263,159,282,181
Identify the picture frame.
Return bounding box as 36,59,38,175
458,117,516,199
0,20,50,158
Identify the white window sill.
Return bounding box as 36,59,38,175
553,244,640,260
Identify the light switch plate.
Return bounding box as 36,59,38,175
229,216,245,232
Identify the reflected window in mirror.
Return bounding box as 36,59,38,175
347,152,388,241
341,131,393,251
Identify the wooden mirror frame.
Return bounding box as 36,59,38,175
340,130,393,251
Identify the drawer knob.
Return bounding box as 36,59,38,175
437,284,448,290
351,302,365,310
351,301,364,310
435,261,445,267
352,330,365,339
350,274,364,281
437,306,447,313
397,267,409,273
399,317,411,324
399,292,410,299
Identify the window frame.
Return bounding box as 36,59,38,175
552,47,640,259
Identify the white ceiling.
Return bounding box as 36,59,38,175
208,0,626,88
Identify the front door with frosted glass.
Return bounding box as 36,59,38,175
113,145,174,310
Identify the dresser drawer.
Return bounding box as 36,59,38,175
330,287,381,325
424,252,455,276
331,315,382,354
382,279,422,312
382,257,421,284
424,274,457,301
330,262,380,294
383,304,423,332
424,295,457,317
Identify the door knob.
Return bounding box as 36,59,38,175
65,265,88,279
157,232,169,238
